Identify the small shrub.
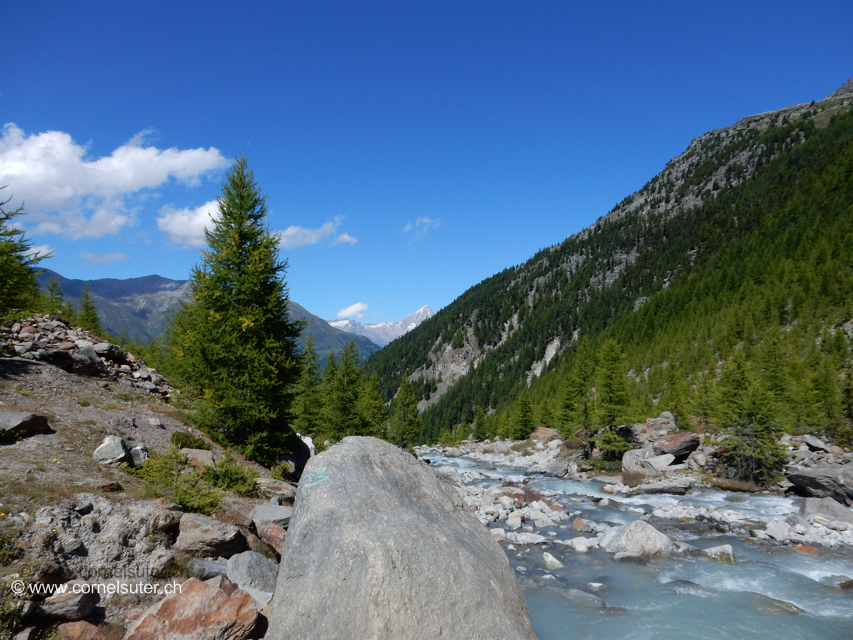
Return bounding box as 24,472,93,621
271,461,296,483
203,453,258,496
130,446,222,514
0,531,21,565
170,432,211,450
77,398,91,407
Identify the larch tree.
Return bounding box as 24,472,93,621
165,156,302,466
78,284,103,335
0,189,46,322
291,333,324,441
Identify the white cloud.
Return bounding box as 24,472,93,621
0,123,227,239
277,216,357,249
337,302,369,319
25,244,53,258
332,232,358,245
157,200,219,247
403,216,442,240
80,252,131,264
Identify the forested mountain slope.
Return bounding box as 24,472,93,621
362,82,853,443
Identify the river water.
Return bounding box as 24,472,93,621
423,453,853,640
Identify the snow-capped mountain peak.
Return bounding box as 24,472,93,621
327,305,434,347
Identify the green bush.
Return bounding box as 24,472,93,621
170,432,212,450
203,453,259,496
130,446,222,514
0,531,21,565
271,461,296,483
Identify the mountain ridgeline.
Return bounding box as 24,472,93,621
362,81,853,444
35,269,381,361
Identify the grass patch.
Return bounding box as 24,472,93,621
708,476,763,492
202,453,258,496
77,398,91,407
0,531,21,565
129,446,222,514
101,402,120,410
13,388,34,397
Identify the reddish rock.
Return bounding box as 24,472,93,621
98,482,123,492
58,342,77,350
56,621,109,640
254,521,286,554
653,431,700,461
214,511,252,528
19,326,38,335
572,518,586,532
123,578,258,640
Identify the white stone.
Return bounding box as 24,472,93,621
542,552,564,569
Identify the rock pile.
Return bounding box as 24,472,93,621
0,314,173,398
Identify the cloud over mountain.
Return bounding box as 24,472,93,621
0,123,227,239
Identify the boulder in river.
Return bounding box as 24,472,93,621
599,520,675,560
266,436,537,640
800,497,853,525
787,464,853,506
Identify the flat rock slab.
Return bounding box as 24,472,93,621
266,436,536,640
0,411,51,441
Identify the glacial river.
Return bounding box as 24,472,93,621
423,452,853,640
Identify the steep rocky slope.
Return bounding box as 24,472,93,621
362,80,853,438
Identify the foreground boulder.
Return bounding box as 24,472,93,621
599,520,675,560
787,464,853,506
123,578,258,640
266,436,536,640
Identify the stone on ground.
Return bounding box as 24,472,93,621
226,550,279,609
0,411,51,441
35,580,100,620
266,436,537,640
175,513,245,557
123,578,258,640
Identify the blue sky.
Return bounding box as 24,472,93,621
3,1,852,322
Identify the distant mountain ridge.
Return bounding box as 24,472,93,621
328,306,435,347
35,269,381,361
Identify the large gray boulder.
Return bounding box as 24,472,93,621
0,411,52,441
787,464,853,506
599,520,675,560
800,497,853,525
266,436,536,640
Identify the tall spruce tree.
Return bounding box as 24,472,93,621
390,375,420,450
597,339,629,428
165,156,302,465
717,354,785,485
358,373,387,438
292,333,324,440
559,339,595,446
0,190,45,322
78,284,103,335
512,393,534,440
324,340,365,441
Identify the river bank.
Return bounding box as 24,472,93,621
418,437,853,640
